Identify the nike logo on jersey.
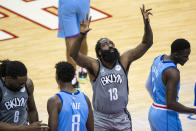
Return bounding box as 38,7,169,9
101,74,122,86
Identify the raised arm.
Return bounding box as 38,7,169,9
121,4,153,72
164,68,196,114
70,14,99,79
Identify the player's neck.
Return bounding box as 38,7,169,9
163,55,171,61
164,55,177,65
101,59,116,69
60,83,77,93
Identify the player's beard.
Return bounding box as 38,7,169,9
101,48,119,63
6,85,21,92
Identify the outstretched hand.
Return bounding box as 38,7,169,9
140,4,152,24
80,13,92,35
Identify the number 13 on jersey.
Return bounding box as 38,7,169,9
108,88,118,101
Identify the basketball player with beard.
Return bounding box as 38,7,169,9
0,60,48,131
70,5,153,131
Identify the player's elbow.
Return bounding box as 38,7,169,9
166,101,177,110
142,40,153,51
146,40,153,48
69,51,77,60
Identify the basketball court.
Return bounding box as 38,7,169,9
0,0,196,130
